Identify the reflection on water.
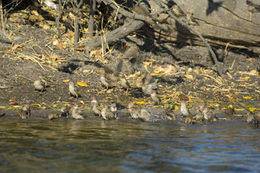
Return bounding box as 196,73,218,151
0,119,259,172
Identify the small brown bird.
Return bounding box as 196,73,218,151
34,78,45,92
143,73,158,89
67,81,79,98
139,108,152,121
100,72,110,89
128,102,135,110
198,104,217,122
129,108,140,119
119,74,131,91
143,73,153,85
133,2,150,16
48,113,60,120
38,75,48,87
151,90,160,105
121,58,135,75
180,101,191,117
247,112,260,125
141,83,153,96
43,0,58,10
123,43,139,61
185,117,193,124
71,104,84,120
128,102,139,119
110,103,117,113
101,105,116,120
193,111,204,122
163,104,176,120
60,106,70,118
18,104,31,119
90,97,101,116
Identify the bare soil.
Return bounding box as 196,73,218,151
0,10,259,123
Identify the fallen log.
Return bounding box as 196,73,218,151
151,0,260,52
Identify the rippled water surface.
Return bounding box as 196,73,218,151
0,119,259,172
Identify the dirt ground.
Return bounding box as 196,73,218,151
0,8,259,123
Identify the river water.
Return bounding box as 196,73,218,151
0,119,259,172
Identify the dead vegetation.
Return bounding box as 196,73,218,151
0,0,259,122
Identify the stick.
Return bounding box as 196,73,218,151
88,0,96,37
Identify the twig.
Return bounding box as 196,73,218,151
56,0,63,39
73,0,84,45
88,0,96,37
16,52,46,71
0,0,5,32
100,0,157,27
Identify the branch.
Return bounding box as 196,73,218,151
85,19,144,50
88,0,96,37
99,0,160,30
153,0,226,75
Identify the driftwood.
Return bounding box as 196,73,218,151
4,0,259,75
83,0,226,75
86,19,144,50
152,0,260,50
84,0,259,51
84,0,159,50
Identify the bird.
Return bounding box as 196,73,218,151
100,71,110,89
141,83,154,96
60,106,70,118
128,102,134,110
122,43,139,61
34,78,46,92
180,100,191,117
133,1,150,16
192,111,204,122
139,108,152,121
142,73,158,90
128,103,140,119
71,104,84,120
110,103,117,113
101,105,116,120
18,104,31,119
129,108,140,119
42,0,58,10
119,74,131,91
48,113,60,120
237,103,260,125
185,117,193,124
67,81,79,98
163,104,176,120
198,104,217,122
38,74,48,87
150,90,160,105
90,97,101,116
247,112,260,125
120,58,135,75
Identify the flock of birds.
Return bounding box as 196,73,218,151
14,42,259,125
16,69,224,125
15,65,259,125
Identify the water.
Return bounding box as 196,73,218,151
0,119,259,172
